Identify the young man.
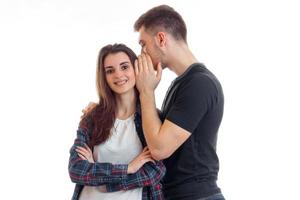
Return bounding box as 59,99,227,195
133,5,225,200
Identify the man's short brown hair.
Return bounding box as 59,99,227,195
134,5,187,42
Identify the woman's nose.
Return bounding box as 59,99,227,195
113,69,123,77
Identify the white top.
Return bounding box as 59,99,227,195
79,115,143,200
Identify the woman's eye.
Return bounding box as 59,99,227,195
121,65,129,70
105,69,114,74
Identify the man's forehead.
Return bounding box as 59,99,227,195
138,31,146,45
139,26,148,38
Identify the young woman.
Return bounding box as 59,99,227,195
68,44,165,200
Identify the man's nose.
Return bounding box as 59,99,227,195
141,46,147,54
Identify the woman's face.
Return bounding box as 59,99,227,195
103,52,136,95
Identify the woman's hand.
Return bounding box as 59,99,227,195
75,144,95,163
127,147,155,174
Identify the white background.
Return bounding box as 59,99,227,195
1,0,299,199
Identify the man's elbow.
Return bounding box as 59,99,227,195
151,148,172,161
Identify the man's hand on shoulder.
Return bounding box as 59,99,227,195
81,102,97,119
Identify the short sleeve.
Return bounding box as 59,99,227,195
166,74,217,133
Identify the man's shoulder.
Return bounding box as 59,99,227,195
180,70,216,90
188,64,221,89
180,63,212,80
175,66,222,101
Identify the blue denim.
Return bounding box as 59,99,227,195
197,193,225,200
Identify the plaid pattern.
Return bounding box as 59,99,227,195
69,106,165,200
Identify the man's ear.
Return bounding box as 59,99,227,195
156,32,167,47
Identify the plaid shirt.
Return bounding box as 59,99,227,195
68,104,166,200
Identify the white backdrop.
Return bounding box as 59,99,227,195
1,0,299,199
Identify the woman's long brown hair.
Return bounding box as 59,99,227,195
80,44,138,148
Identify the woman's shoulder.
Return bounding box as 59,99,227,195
78,107,97,134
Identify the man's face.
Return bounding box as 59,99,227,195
138,26,162,69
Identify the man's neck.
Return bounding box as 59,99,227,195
167,43,198,76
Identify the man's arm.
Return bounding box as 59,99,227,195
139,91,191,160
134,53,191,160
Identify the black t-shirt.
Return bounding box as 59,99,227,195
161,63,224,200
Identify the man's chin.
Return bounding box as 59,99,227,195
159,63,167,70
153,61,166,70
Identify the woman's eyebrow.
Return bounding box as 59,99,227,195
120,61,129,65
